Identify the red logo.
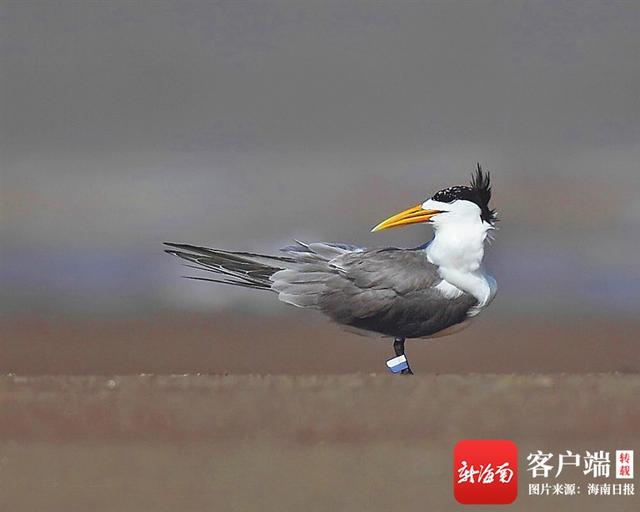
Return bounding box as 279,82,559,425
454,440,518,504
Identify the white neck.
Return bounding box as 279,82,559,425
425,218,496,310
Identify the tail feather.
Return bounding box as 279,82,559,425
165,240,365,309
182,275,271,290
164,242,287,290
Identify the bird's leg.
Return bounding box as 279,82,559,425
392,337,413,375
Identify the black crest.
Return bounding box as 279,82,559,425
431,163,497,223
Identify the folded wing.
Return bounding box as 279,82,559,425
165,241,477,338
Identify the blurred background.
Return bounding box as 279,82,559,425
1,3,639,510
2,0,639,374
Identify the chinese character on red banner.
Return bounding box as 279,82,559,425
454,440,518,504
616,450,634,479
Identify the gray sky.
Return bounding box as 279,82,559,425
2,1,639,316
3,1,639,154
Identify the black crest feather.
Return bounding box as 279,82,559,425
430,163,497,224
470,163,497,223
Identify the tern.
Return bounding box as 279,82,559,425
166,164,497,374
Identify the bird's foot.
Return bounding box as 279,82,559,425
386,354,412,374
387,337,413,375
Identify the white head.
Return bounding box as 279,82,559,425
420,197,492,234
371,164,497,235
371,164,498,299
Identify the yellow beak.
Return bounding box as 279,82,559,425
371,204,444,232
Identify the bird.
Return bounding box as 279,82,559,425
165,164,497,374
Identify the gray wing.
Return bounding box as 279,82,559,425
273,242,477,339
